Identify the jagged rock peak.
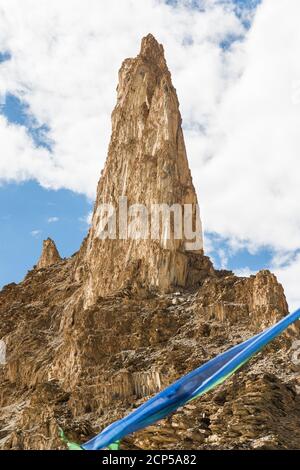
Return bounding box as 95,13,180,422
36,238,61,269
140,33,163,54
139,33,166,64
75,34,205,306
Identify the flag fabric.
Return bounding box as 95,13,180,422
82,308,300,450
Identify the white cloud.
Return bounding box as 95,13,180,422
272,254,300,312
85,211,93,225
234,267,256,278
0,0,300,309
47,216,59,223
30,229,42,237
79,211,93,226
196,0,300,254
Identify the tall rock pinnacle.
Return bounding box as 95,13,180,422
36,238,61,269
76,34,206,306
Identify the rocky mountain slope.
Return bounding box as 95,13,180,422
0,35,299,450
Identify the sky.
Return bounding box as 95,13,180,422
0,0,300,310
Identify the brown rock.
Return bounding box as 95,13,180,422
36,238,61,270
75,33,206,307
197,269,288,328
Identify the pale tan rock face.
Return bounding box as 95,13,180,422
76,34,204,306
197,269,289,328
36,238,61,269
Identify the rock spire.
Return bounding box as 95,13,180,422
76,34,206,305
36,238,61,269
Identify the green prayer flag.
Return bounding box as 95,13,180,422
108,440,121,450
59,427,83,450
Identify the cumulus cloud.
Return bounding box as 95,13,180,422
0,0,299,308
47,216,59,223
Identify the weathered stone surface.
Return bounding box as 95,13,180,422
36,238,61,270
197,270,288,328
0,35,299,450
0,261,298,450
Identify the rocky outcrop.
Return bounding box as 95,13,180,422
0,263,298,450
197,270,288,328
0,35,299,450
75,34,204,307
36,238,61,270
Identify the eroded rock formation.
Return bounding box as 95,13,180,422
75,34,204,306
36,238,61,270
0,35,299,450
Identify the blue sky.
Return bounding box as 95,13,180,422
0,0,299,310
0,181,92,286
1,93,53,151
